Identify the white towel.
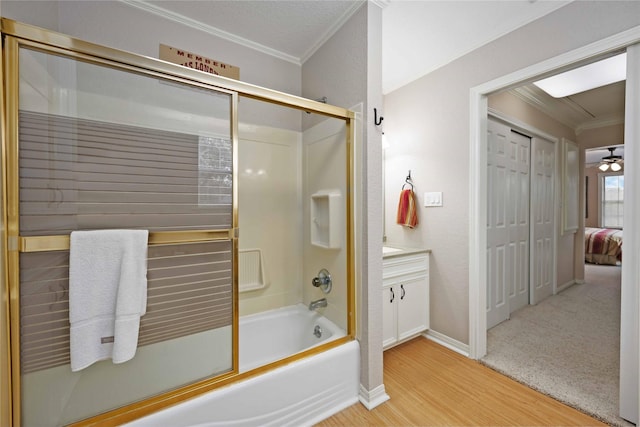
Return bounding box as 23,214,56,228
69,229,149,372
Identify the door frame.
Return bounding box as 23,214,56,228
469,26,640,422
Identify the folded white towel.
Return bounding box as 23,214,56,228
69,229,149,371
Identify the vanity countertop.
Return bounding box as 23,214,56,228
382,245,431,258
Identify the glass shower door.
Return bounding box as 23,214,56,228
10,42,237,425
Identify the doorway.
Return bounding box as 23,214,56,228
469,39,640,423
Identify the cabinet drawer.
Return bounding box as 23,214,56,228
382,253,429,280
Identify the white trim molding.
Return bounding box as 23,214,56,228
424,330,470,357
119,0,366,67
358,383,390,410
119,0,300,64
619,42,640,425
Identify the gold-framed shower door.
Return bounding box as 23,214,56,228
0,17,357,427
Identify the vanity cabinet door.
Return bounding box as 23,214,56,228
382,251,429,350
397,277,429,342
382,286,398,348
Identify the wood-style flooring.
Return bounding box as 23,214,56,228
316,337,605,426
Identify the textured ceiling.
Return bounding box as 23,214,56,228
381,0,572,93
129,0,572,93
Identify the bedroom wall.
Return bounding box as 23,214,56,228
488,91,579,287
383,0,640,345
584,166,601,228
579,123,625,228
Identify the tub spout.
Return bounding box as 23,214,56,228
309,298,327,310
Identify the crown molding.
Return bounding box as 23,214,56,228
300,0,366,63
119,0,301,65
510,86,579,129
576,116,625,135
370,0,392,9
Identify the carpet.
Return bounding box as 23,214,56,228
481,263,633,427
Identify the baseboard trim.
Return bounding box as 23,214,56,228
557,279,577,293
424,330,470,357
358,384,390,410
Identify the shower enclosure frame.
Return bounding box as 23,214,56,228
0,18,357,427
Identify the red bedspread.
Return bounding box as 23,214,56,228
585,227,623,265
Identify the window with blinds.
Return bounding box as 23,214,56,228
18,111,234,373
19,111,232,235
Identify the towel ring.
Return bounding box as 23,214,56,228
402,170,414,191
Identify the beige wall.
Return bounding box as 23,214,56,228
2,0,302,132
579,123,625,150
384,1,640,345
585,165,601,228
302,3,385,395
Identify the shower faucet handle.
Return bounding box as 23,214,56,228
312,269,332,294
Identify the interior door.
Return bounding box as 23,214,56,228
530,137,555,304
487,120,530,328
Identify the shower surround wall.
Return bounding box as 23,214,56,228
238,112,350,333
237,122,303,316
303,117,350,331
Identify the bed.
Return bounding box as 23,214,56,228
585,227,623,265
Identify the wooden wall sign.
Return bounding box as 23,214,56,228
159,44,240,80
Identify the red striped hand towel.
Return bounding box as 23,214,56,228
396,189,418,228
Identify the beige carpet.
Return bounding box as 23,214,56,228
481,263,633,427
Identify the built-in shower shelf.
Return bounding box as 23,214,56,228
239,248,268,292
311,190,342,249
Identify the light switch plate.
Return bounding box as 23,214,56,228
424,191,443,207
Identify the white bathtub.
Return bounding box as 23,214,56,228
239,303,346,372
125,304,360,427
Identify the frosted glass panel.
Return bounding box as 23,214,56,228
18,47,234,425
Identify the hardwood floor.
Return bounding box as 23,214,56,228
316,338,605,426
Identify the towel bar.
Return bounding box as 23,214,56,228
17,229,237,253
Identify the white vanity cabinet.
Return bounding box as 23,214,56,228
382,249,429,349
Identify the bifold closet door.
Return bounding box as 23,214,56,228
530,137,555,305
486,119,530,329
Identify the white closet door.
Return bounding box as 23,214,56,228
530,137,555,305
507,130,530,314
487,120,530,328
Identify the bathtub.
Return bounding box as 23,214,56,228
125,304,360,427
239,303,346,372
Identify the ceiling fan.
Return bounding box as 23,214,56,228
598,147,623,172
